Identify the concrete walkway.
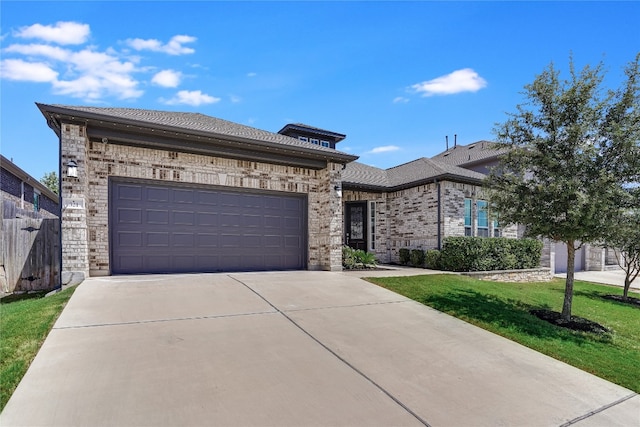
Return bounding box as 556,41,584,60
1,271,638,426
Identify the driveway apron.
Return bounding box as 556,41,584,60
1,271,638,426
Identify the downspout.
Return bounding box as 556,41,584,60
435,179,442,250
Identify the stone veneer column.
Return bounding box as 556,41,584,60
60,123,90,278
315,162,343,271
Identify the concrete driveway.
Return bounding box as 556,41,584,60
1,271,638,426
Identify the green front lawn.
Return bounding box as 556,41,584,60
368,274,640,393
0,287,76,411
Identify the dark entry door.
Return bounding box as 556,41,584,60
345,202,367,251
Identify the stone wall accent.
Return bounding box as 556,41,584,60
461,268,553,282
60,123,342,276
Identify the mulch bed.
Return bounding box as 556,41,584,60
602,294,640,307
529,309,611,334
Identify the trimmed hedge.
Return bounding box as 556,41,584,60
410,249,425,267
425,250,442,270
438,237,543,272
399,248,411,265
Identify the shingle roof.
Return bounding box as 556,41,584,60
343,157,487,191
431,140,509,166
40,104,353,157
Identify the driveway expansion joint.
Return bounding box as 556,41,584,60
558,393,639,426
53,310,278,330
281,299,411,313
228,275,432,427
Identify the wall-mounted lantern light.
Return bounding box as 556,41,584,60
67,160,78,178
334,184,342,198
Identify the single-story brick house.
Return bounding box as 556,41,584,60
1,154,59,219
37,103,360,277
37,103,613,278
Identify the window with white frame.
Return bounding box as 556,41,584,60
477,200,489,237
369,201,376,250
310,138,320,145
298,136,308,142
321,140,330,147
464,198,472,236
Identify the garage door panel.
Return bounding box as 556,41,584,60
197,191,219,205
220,234,241,248
118,208,142,224
196,233,219,248
147,232,169,247
197,212,218,226
174,189,195,204
111,180,306,274
118,185,142,200
117,231,143,247
146,187,169,202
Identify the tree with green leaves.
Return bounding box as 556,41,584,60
40,171,59,195
486,54,639,321
604,193,640,299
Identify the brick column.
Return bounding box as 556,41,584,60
60,123,90,278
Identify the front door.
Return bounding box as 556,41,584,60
345,202,367,251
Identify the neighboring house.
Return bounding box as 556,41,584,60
37,103,357,278
1,154,59,219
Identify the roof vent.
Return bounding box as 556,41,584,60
468,145,475,149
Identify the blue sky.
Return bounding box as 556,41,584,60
1,1,639,181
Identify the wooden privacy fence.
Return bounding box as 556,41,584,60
1,217,60,293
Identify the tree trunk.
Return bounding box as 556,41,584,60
561,241,575,322
623,276,630,299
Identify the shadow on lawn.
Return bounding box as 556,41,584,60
420,288,612,345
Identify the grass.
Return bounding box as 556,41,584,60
367,274,640,393
0,287,76,411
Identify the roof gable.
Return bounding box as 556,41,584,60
343,157,486,191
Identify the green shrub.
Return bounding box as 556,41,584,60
424,250,441,270
342,246,377,269
342,246,357,269
439,237,542,272
399,248,411,265
410,249,425,267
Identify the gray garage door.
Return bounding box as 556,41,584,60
109,179,307,274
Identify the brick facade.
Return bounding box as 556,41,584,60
343,181,518,264
60,123,343,277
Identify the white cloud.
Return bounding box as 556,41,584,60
126,35,196,55
229,95,242,103
0,58,58,82
163,90,220,106
393,96,409,104
411,68,487,96
247,72,257,77
152,69,182,87
4,43,71,61
15,21,90,45
368,145,400,154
